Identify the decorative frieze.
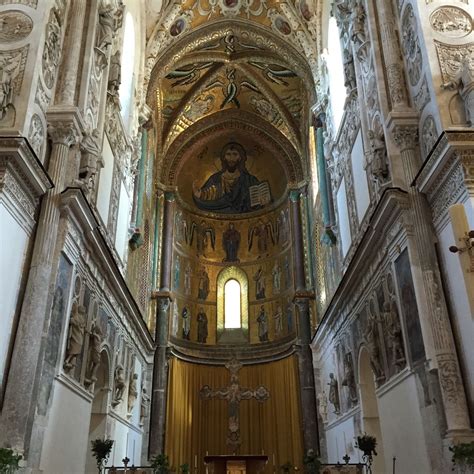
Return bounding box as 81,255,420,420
0,10,33,42
430,7,472,38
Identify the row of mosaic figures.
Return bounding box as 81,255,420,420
176,299,295,344
62,275,150,425
174,208,290,260
173,255,293,300
318,271,407,422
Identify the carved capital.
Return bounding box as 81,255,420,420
460,151,474,196
391,125,419,152
157,297,171,313
46,107,85,146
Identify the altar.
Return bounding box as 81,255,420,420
204,455,268,474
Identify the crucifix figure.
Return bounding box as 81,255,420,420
200,358,270,449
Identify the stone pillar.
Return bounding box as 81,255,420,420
149,296,171,457
294,296,319,454
289,190,306,292
0,109,84,452
55,0,87,105
390,125,471,435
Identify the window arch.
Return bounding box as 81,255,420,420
325,16,347,131
119,12,135,129
217,266,249,342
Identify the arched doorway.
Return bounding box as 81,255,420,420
85,350,111,473
358,348,385,473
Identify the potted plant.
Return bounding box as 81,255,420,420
179,462,190,473
449,442,474,471
0,448,22,474
355,434,377,457
303,449,321,474
150,454,170,473
90,439,114,474
280,461,294,473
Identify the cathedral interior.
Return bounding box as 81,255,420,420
0,0,473,473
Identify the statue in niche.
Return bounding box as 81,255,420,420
182,306,191,340
349,0,367,46
273,304,283,335
257,305,269,342
85,321,103,386
190,220,215,257
140,382,150,426
272,260,281,293
253,267,266,300
192,142,271,213
96,1,119,51
107,50,121,95
364,312,385,382
328,373,341,415
128,373,138,413
317,390,328,423
197,308,208,343
184,263,192,296
441,54,474,126
63,302,87,372
341,352,358,405
222,222,241,262
173,255,180,289
367,129,389,183
384,299,406,372
197,267,210,301
343,48,357,92
0,51,22,121
248,219,274,258
112,365,126,407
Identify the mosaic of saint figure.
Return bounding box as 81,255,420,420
192,142,271,214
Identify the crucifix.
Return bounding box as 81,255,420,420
200,358,270,449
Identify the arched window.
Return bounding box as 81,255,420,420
325,16,347,131
119,12,135,129
216,266,249,342
224,279,241,328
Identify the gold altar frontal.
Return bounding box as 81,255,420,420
204,455,268,474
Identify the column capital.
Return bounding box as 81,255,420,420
386,110,419,152
46,107,85,146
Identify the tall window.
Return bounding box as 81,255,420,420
224,279,241,328
325,17,347,131
119,12,135,129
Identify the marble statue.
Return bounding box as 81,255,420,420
341,352,358,404
364,313,385,381
63,302,87,371
140,383,150,426
128,373,138,413
317,390,328,423
85,322,102,385
108,50,121,95
112,365,126,407
328,373,341,414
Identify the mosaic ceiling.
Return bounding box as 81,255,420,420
146,0,320,156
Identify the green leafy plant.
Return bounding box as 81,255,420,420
449,442,474,469
303,449,322,474
280,461,294,473
0,448,22,474
179,462,190,473
355,434,377,457
150,454,170,473
90,439,114,474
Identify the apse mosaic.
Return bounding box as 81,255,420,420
176,138,287,215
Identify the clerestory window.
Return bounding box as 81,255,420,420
224,279,241,328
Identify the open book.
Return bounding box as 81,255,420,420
249,181,271,207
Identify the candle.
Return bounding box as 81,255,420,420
194,454,197,468
126,433,129,456
132,440,135,464
336,437,339,462
273,453,275,466
343,432,347,453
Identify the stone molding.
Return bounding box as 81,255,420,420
0,136,53,233
46,106,86,146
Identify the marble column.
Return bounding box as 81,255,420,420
149,296,171,457
0,111,83,452
391,125,471,435
289,190,306,292
294,297,319,454
149,192,175,456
